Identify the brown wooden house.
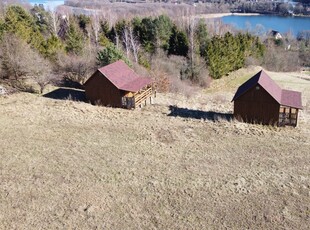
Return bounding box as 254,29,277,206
232,70,302,127
84,60,154,109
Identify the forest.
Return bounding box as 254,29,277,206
64,0,310,16
0,2,309,94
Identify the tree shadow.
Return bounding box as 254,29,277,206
168,105,233,122
57,78,84,89
43,88,86,102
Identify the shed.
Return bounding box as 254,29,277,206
84,60,154,109
269,30,282,40
232,70,302,127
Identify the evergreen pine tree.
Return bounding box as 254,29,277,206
65,23,84,55
97,44,131,67
168,25,189,57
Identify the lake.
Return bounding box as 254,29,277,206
222,14,310,36
26,2,310,37
28,0,64,10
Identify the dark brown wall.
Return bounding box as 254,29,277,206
234,84,280,125
85,71,123,107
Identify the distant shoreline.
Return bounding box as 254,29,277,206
196,13,261,19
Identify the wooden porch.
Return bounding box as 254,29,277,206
122,85,155,109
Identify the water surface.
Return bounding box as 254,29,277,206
222,14,310,36
28,0,64,10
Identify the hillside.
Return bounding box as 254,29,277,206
0,69,310,229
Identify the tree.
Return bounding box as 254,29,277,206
0,33,39,80
120,25,141,63
184,16,205,84
3,5,45,53
128,26,140,63
90,11,102,46
77,14,91,35
30,5,51,36
206,36,225,79
195,19,209,57
43,34,64,60
65,22,84,55
294,3,304,15
133,17,157,53
97,44,131,67
0,33,56,93
276,3,291,15
107,26,118,47
50,9,61,36
4,5,33,40
262,43,299,72
205,32,265,79
56,50,96,85
154,15,173,50
122,26,130,58
297,30,310,47
168,25,189,57
100,20,109,36
33,72,60,94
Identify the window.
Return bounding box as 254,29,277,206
279,106,298,126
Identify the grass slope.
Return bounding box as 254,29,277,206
0,69,310,229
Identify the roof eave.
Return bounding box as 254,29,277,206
119,81,153,93
280,103,303,110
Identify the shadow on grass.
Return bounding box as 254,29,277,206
168,105,233,122
57,78,84,89
43,88,86,102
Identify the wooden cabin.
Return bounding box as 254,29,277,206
232,70,302,127
84,60,154,109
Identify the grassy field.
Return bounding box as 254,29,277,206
1,68,310,229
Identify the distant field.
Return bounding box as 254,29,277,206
0,69,310,229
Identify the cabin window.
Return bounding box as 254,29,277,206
122,96,135,109
121,97,127,106
279,106,298,127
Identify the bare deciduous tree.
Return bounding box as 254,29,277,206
0,34,40,80
33,72,60,94
57,5,72,26
50,10,61,36
0,33,57,93
56,48,97,85
120,25,140,63
122,26,130,58
90,10,104,46
187,16,196,71
128,26,140,63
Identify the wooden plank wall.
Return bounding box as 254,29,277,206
234,85,280,125
85,71,122,107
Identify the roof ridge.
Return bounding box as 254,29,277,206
95,60,152,92
257,70,282,104
232,69,302,109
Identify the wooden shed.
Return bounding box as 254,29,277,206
232,70,302,127
84,60,154,109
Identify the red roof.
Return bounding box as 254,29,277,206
85,60,153,92
281,89,303,109
232,70,302,109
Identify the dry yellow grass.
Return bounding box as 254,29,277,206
0,69,310,229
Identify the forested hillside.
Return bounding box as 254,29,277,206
0,3,309,93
